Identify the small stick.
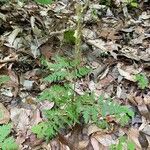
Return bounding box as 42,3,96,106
0,57,17,63
89,64,108,82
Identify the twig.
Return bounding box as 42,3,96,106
89,64,108,82
0,56,18,63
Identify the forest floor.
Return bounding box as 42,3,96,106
0,0,150,149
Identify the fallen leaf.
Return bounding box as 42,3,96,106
40,101,54,110
117,63,141,82
94,133,116,146
87,39,107,52
10,107,31,132
30,109,42,126
8,64,19,97
6,28,22,47
90,137,100,150
0,103,10,124
22,80,35,90
127,128,142,149
24,69,42,79
87,124,102,136
96,75,114,90
138,104,150,121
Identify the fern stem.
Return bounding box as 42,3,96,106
73,1,89,101
74,4,82,65
74,0,89,66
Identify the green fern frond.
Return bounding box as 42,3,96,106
0,124,12,143
43,70,68,83
74,66,91,78
32,122,56,140
41,56,91,83
32,107,80,140
38,84,74,105
0,124,18,150
1,137,18,150
98,97,134,126
110,136,135,150
81,106,92,124
65,104,80,124
135,73,149,89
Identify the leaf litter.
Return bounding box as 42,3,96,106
0,0,150,149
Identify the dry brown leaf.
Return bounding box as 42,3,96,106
40,43,53,60
0,63,6,69
30,109,42,126
96,75,114,90
99,28,121,40
7,64,19,97
127,128,142,149
78,140,89,149
0,54,18,63
117,63,141,82
10,107,31,132
0,103,10,124
138,104,150,121
5,28,22,47
142,125,150,136
87,39,107,52
24,69,42,80
94,133,116,147
90,137,100,150
87,124,102,136
29,134,44,148
40,101,54,111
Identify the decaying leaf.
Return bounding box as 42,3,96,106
94,133,116,147
117,63,141,82
127,128,142,149
10,107,31,132
0,103,10,124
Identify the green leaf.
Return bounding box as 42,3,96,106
110,136,135,150
35,0,53,5
1,137,18,150
127,140,135,150
64,30,76,44
99,97,134,126
0,124,12,143
32,122,55,140
0,75,10,86
135,73,149,89
131,2,138,7
0,124,18,150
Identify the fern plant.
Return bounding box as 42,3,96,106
32,56,134,140
0,123,18,150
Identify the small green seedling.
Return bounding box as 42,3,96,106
135,73,149,89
